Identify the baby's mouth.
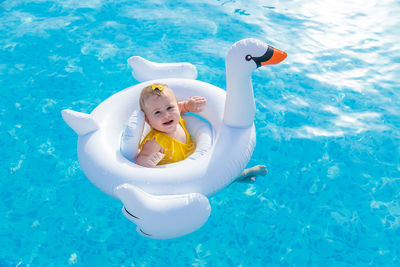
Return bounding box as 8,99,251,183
163,120,173,126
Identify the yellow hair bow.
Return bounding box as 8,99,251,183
152,84,163,91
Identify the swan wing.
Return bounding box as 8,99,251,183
127,56,197,82
61,109,99,136
114,183,211,239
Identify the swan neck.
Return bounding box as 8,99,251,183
223,68,255,128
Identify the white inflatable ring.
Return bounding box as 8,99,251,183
62,38,287,239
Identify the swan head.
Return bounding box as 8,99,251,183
226,38,287,75
223,38,287,128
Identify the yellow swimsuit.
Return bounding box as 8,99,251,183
139,118,195,165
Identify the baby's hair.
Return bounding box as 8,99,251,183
139,83,171,111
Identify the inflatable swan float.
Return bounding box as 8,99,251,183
62,38,286,239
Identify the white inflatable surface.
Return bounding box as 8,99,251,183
62,38,287,239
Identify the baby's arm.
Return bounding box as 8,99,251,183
179,96,206,114
136,138,165,167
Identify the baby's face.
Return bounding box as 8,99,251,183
142,90,181,134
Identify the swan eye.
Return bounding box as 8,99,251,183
245,55,252,61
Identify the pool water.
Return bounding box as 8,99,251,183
1,0,400,265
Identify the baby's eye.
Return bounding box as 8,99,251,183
167,106,174,111
154,111,161,115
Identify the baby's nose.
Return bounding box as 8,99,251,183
162,112,170,119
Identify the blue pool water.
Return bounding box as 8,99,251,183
1,0,400,265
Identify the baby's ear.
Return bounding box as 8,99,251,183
144,116,149,124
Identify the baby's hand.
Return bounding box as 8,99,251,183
143,152,165,167
183,96,206,113
141,138,164,154
136,138,165,167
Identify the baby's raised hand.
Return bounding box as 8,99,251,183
183,96,206,113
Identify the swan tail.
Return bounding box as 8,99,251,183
61,109,99,136
127,56,198,82
114,183,211,239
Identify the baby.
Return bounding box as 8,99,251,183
136,83,267,181
136,83,205,167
